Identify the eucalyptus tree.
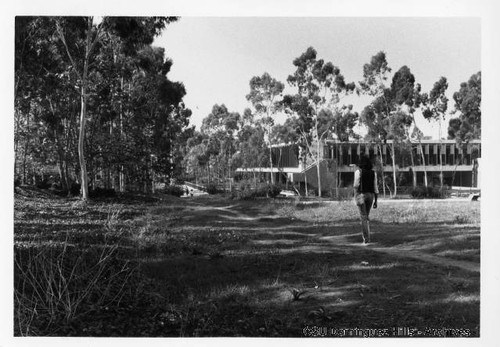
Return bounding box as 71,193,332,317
391,65,422,188
447,72,481,142
359,51,400,196
287,47,355,196
121,45,191,191
15,16,42,184
183,131,210,185
235,124,268,185
200,104,240,187
282,94,314,195
37,71,80,192
53,16,177,199
15,16,186,196
269,118,302,184
220,108,268,185
15,17,82,189
246,72,285,184
271,119,301,154
317,105,360,196
422,76,449,188
321,105,359,142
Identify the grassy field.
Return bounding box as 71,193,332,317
13,187,480,337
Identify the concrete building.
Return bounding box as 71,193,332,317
235,139,481,193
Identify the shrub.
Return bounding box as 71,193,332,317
267,184,282,198
235,189,255,200
163,185,185,197
410,186,450,199
35,179,51,190
231,183,282,200
454,215,472,224
253,185,268,198
206,183,219,195
327,187,353,201
14,242,136,336
69,182,81,196
90,187,116,198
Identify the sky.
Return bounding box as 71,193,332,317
154,17,481,139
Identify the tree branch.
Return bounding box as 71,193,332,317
87,21,103,59
55,20,82,82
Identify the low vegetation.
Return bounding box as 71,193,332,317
14,187,480,337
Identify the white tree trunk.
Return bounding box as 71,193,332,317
78,87,89,200
419,143,428,187
409,144,417,188
439,119,444,189
391,142,397,198
315,124,322,197
269,144,275,184
379,144,386,198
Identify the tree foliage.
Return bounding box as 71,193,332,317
447,72,481,142
246,73,284,184
285,47,355,196
359,53,422,195
14,16,191,196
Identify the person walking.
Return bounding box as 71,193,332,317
353,155,378,245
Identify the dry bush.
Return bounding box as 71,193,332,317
14,235,136,336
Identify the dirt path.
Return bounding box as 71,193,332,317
319,234,479,273
354,244,480,272
210,202,481,274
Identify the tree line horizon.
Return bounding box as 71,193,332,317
15,17,481,200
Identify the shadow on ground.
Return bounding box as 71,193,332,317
132,198,480,337
14,192,480,337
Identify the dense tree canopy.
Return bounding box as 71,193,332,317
284,47,355,196
15,16,191,197
447,72,481,142
246,73,284,184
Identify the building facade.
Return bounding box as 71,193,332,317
236,139,481,192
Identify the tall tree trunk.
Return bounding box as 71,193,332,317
419,143,428,187
439,119,444,189
315,124,322,197
409,143,417,188
64,160,71,195
378,144,386,198
53,123,69,192
57,150,68,191
79,78,89,199
119,166,125,192
57,17,101,200
208,162,211,185
57,158,67,191
391,141,397,198
268,128,275,185
304,163,309,197
336,170,340,199
14,110,21,181
119,78,126,192
63,117,73,196
278,148,282,184
22,112,30,185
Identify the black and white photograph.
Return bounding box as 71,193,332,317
3,0,500,345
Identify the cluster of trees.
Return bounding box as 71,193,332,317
15,16,193,199
359,52,481,195
16,18,480,200
183,48,362,196
183,48,481,197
